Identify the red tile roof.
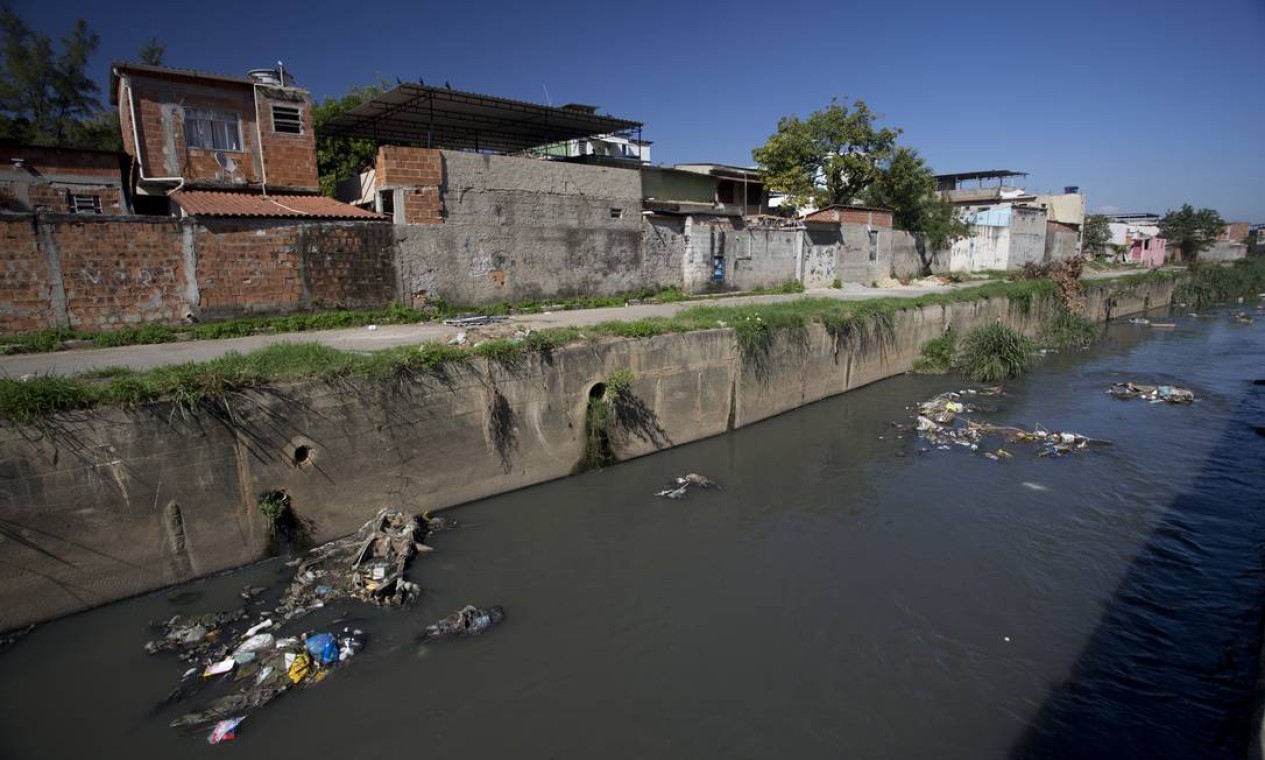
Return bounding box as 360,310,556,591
172,190,385,220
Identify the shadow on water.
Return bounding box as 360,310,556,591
1011,377,1265,759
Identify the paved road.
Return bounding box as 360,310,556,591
0,270,1143,377
0,283,974,377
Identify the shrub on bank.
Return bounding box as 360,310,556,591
957,324,1038,382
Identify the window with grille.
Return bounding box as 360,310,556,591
272,104,302,134
68,194,102,214
183,108,242,150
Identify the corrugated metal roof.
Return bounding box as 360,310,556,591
318,83,641,154
171,190,385,220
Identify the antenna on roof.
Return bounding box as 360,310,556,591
542,84,552,107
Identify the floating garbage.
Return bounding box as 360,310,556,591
171,628,365,734
1234,313,1254,325
207,716,244,744
1150,322,1176,329
145,609,248,661
1127,317,1151,325
274,509,439,622
1107,382,1195,404
655,473,722,499
419,605,506,642
910,392,1108,458
918,392,969,424
149,508,454,742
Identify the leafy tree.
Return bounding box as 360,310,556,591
752,98,900,209
138,37,165,66
862,146,970,274
314,82,387,197
1159,204,1226,262
0,6,105,147
1081,214,1111,256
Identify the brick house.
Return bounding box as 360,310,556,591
111,63,323,216
0,145,129,215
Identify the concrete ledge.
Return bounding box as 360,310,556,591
0,278,1175,629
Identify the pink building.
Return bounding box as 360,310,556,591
1127,235,1166,268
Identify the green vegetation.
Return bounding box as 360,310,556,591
751,98,900,210
1160,204,1227,262
1041,308,1101,350
1082,214,1112,257
861,147,970,271
258,491,291,527
956,324,1038,383
912,330,956,374
747,280,806,296
1174,258,1265,309
0,277,1073,424
0,286,693,355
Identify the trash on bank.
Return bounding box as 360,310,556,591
419,605,506,642
655,473,722,499
1107,382,1196,404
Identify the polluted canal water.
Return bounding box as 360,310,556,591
1,308,1264,759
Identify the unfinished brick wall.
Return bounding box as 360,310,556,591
0,215,397,334
256,90,319,191
194,221,305,316
56,218,188,330
0,220,51,333
127,77,262,185
375,146,444,224
300,224,397,309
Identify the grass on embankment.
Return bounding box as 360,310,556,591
0,286,694,355
0,278,1070,425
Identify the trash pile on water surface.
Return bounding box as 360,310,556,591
910,389,1111,459
143,509,504,745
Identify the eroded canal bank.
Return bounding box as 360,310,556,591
0,301,1262,758
0,278,1176,628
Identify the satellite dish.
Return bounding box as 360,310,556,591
214,151,237,174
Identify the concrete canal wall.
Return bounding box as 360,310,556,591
0,278,1175,629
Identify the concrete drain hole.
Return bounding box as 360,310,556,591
292,445,313,467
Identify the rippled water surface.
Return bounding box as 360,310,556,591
2,309,1264,759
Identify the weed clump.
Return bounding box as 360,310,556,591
1042,308,1101,350
912,330,956,374
957,324,1037,382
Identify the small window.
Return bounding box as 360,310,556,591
68,193,102,214
378,190,394,215
609,208,623,219
183,108,242,151
272,104,302,134
868,229,879,263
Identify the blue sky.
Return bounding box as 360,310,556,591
15,0,1265,220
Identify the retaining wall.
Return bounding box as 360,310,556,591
0,277,1175,629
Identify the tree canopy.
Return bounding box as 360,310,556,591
861,146,969,268
138,37,165,66
752,98,900,210
1081,214,1111,256
0,6,115,149
313,83,386,197
1159,204,1226,261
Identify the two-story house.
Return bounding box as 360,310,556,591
110,63,370,220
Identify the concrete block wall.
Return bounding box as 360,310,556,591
1009,207,1048,268
1045,222,1080,263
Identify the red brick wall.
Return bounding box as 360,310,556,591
300,224,397,309
0,215,397,334
56,219,188,330
0,220,52,333
257,93,318,191
194,222,305,316
803,206,894,228
375,146,444,224
127,76,262,185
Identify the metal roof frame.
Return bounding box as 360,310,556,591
317,84,643,154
